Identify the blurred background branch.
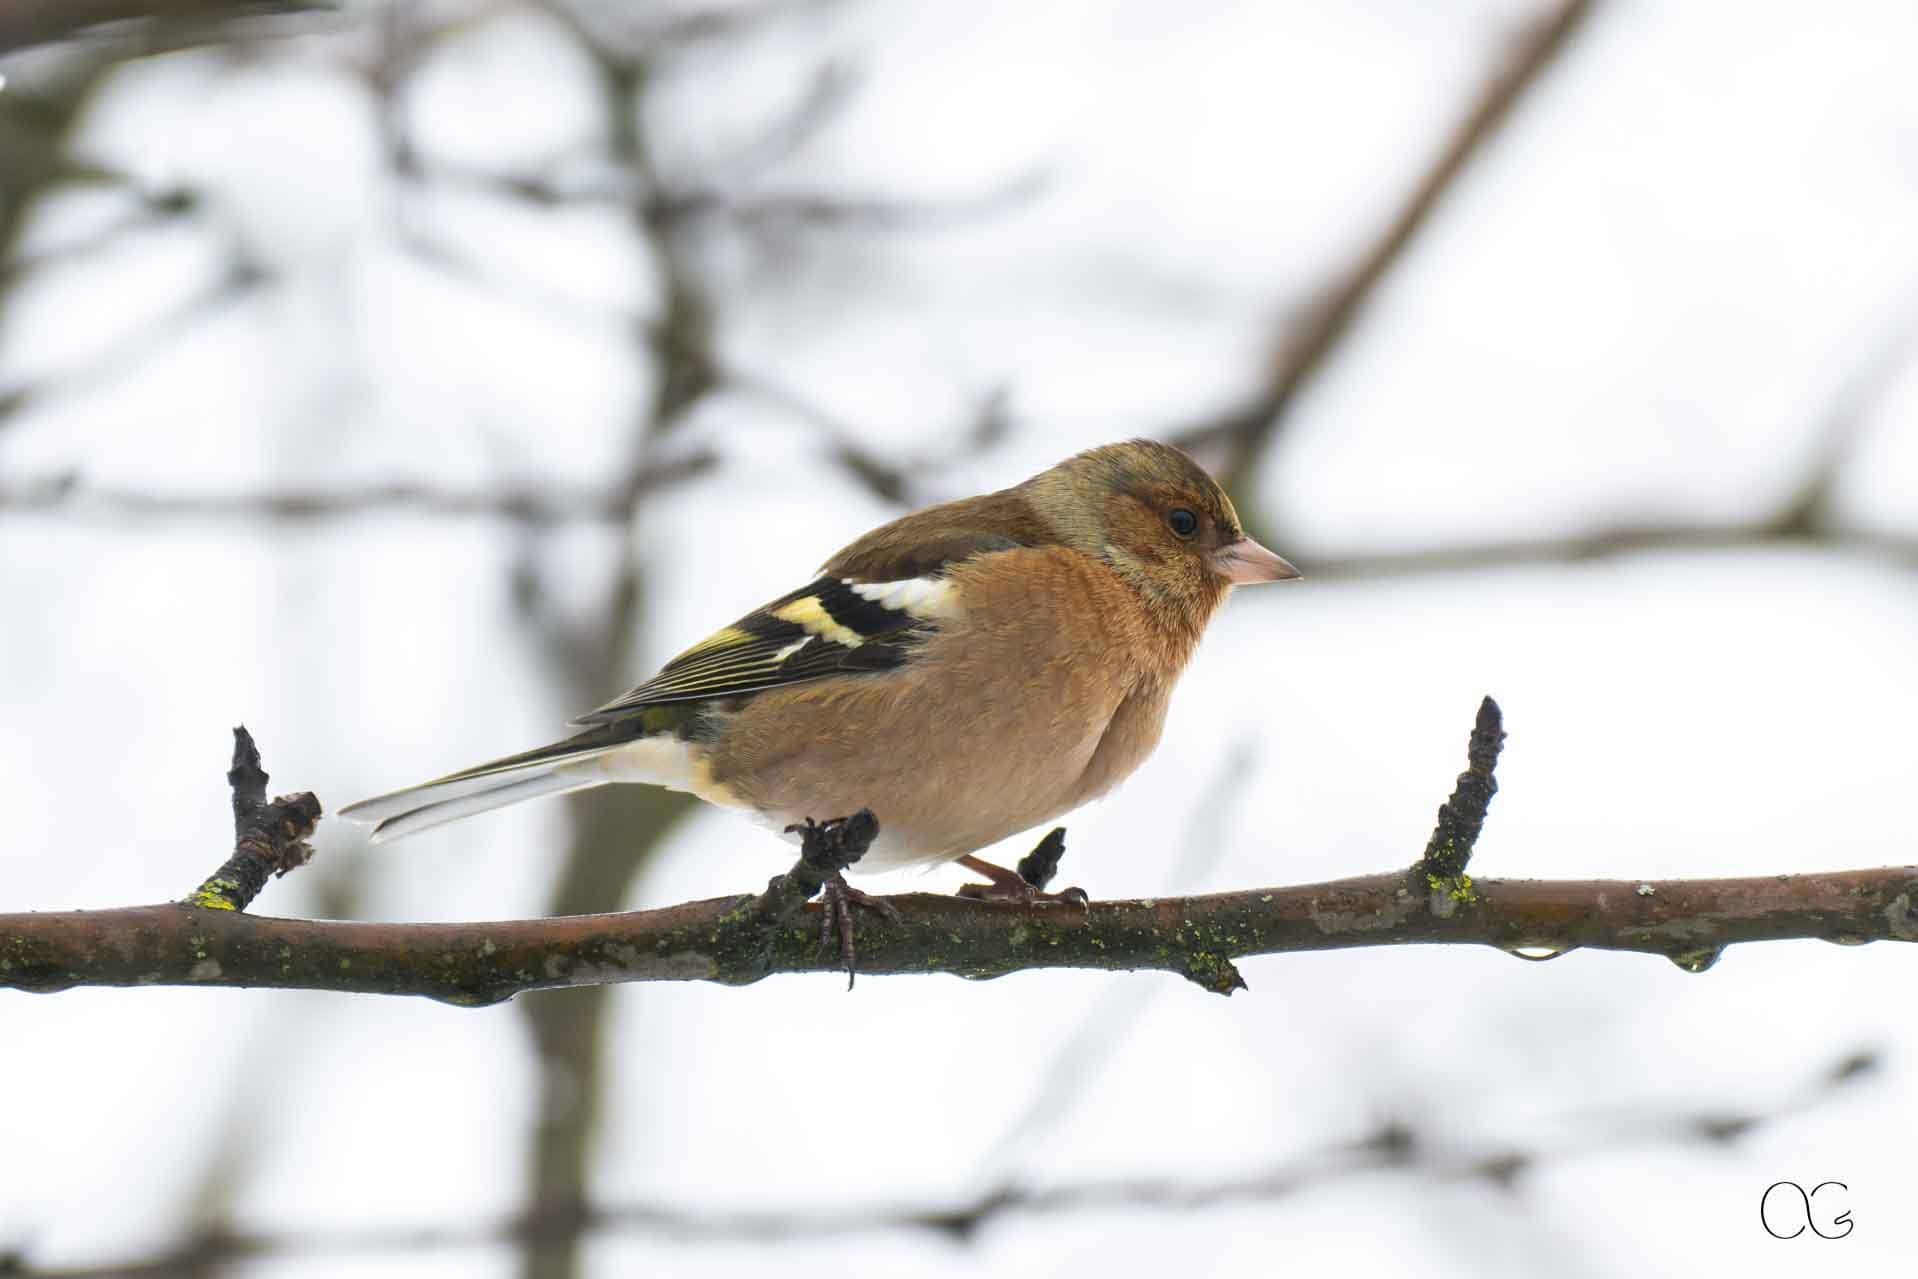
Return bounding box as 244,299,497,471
0,453,715,522
0,0,331,58
1169,0,1598,501
10,1047,1876,1277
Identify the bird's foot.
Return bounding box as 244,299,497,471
815,870,901,988
955,833,1089,907
783,811,898,989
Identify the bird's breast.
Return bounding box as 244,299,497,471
705,547,1184,870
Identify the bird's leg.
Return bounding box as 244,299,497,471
782,811,899,989
956,828,1089,906
956,854,1089,905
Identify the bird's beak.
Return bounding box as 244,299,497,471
1208,536,1301,584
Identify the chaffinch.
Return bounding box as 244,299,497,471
339,439,1298,898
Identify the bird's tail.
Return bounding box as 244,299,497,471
335,727,638,844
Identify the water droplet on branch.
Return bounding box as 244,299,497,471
1668,946,1723,974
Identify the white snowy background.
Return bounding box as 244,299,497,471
3,0,1916,1275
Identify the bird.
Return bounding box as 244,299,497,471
337,438,1299,904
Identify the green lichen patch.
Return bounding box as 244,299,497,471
1426,871,1478,905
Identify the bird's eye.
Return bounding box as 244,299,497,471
1167,508,1199,539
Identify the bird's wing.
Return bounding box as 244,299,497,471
573,499,1048,726
566,573,950,725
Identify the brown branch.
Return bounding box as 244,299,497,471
7,699,1916,1002
5,1047,1879,1275
1170,0,1598,492
8,864,1915,1003
0,0,330,56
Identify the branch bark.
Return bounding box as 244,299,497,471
6,696,1914,1001
7,865,1915,1002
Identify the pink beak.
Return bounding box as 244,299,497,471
1208,536,1301,584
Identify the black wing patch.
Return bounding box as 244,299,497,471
569,576,942,726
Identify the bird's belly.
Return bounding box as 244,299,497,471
749,718,1111,872
708,672,1131,872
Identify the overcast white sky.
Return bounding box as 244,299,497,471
4,1,1917,1275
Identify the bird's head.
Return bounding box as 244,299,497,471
1023,438,1299,618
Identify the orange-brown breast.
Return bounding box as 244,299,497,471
702,546,1215,869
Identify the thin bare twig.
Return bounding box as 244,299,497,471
1170,0,1599,493
0,455,716,525
1293,285,1918,581
181,726,319,912
713,60,861,181
661,168,1054,234
0,255,269,429
728,370,1011,504
1417,695,1504,898
1296,518,1918,581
